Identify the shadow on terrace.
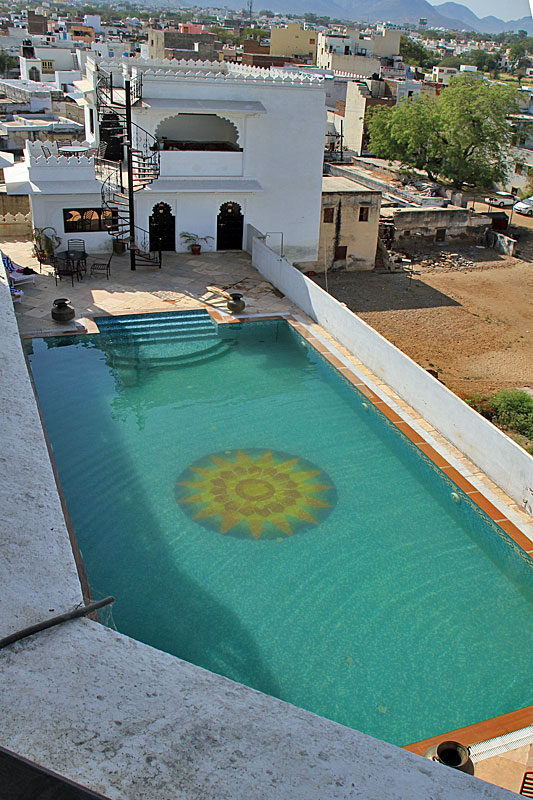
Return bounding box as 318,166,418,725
2,238,296,336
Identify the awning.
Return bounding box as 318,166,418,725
140,99,266,114
145,178,262,193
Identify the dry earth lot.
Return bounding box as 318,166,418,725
313,227,533,399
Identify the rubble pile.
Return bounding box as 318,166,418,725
413,251,477,272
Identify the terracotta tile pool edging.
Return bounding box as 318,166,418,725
404,705,533,757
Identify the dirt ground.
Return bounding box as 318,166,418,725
313,239,533,398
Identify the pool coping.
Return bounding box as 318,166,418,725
26,304,533,757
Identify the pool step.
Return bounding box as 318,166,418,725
108,339,231,369
95,310,231,369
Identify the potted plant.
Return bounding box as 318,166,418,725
179,231,214,255
32,226,61,263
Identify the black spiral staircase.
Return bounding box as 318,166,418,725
94,68,161,269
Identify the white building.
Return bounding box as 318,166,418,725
431,66,458,85
5,56,326,262
19,41,83,84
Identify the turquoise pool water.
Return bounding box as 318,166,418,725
26,312,533,746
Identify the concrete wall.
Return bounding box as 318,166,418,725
0,210,31,234
321,53,381,77
30,192,112,254
343,81,367,153
371,28,401,58
251,236,533,514
391,207,491,248
0,193,30,214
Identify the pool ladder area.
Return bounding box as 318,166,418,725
94,310,234,369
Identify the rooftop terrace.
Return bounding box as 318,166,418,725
1,238,533,797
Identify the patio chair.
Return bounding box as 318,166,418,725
53,256,78,288
67,239,87,272
10,286,23,303
34,249,51,273
90,253,112,280
41,146,51,158
1,252,35,286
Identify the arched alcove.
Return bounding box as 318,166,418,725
28,66,40,82
155,114,241,152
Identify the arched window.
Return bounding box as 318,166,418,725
155,114,241,152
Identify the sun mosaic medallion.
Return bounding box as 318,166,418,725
176,449,336,540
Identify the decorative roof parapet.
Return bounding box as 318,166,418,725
26,139,94,167
93,56,324,86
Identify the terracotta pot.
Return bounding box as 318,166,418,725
190,244,201,255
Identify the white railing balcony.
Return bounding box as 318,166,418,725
159,151,243,178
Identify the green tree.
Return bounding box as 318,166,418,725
399,35,438,69
368,75,519,189
0,50,17,76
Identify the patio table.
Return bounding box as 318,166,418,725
54,250,87,286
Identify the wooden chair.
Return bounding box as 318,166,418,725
90,254,112,280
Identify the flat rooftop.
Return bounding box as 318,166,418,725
322,175,378,194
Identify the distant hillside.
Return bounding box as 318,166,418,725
243,0,533,34
436,2,533,33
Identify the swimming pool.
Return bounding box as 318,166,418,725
26,311,533,747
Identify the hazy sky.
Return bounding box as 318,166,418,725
429,0,530,21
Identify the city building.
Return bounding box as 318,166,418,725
269,23,317,63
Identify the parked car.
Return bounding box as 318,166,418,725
484,191,517,208
514,197,533,217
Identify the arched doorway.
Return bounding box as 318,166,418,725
149,203,175,251
99,112,123,162
217,202,243,250
28,66,40,81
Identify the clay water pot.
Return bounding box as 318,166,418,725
51,298,75,322
423,741,474,775
227,293,245,314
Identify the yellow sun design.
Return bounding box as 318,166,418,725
176,449,336,540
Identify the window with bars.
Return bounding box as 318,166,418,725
63,208,118,233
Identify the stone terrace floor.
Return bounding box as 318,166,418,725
4,237,533,796
5,241,298,336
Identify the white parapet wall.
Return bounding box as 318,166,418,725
0,258,518,799
251,236,533,515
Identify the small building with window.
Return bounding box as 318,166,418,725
297,176,381,272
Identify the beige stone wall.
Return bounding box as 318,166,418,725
0,194,30,215
371,29,401,58
319,52,381,77
343,82,367,153
148,29,165,60
312,192,380,271
270,24,317,61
